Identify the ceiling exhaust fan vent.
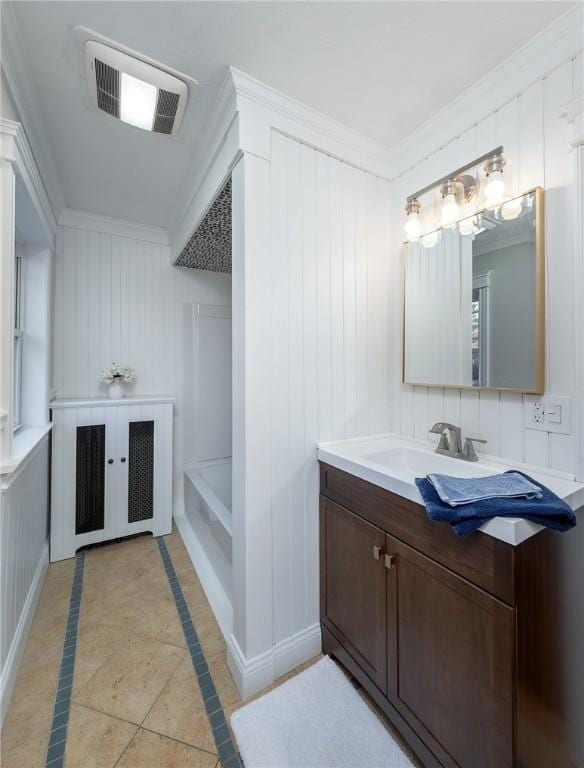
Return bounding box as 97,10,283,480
85,40,189,136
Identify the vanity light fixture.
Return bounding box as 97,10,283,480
440,181,460,228
458,216,479,237
500,196,522,220
421,229,441,249
483,154,506,207
403,147,505,241
404,198,422,241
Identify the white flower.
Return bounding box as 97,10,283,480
99,363,136,384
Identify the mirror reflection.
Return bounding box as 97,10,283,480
404,189,543,392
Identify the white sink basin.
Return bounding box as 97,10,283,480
317,433,584,546
363,447,493,478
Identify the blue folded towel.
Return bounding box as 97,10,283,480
427,471,543,506
415,470,577,536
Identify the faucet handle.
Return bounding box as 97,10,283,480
463,437,487,461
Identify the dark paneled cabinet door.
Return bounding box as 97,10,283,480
321,497,387,693
75,424,106,535
127,420,155,523
386,533,514,768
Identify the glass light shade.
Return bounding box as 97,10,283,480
484,169,505,206
441,193,459,228
404,212,421,241
458,217,478,237
501,197,522,220
120,73,157,131
421,230,440,249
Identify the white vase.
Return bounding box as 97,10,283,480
108,378,125,399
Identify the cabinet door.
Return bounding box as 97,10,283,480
386,534,514,768
320,497,387,693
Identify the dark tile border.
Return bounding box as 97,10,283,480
45,551,85,768
156,537,243,768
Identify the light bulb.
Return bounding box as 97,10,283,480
120,72,157,131
421,230,440,249
500,197,522,220
441,193,459,228
404,211,421,241
484,169,505,207
458,217,477,237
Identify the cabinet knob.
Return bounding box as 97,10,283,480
108,459,114,465
385,553,395,570
121,457,126,463
373,545,383,560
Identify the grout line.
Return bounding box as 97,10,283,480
156,537,244,768
44,551,86,768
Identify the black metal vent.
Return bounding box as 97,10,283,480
128,420,154,522
94,59,120,118
153,89,180,134
76,424,106,535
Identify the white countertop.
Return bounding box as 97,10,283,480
317,433,584,546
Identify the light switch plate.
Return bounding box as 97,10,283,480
524,395,571,434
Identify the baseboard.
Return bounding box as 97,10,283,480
0,541,49,726
173,502,234,643
273,622,322,678
227,622,322,699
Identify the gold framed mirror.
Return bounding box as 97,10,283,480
403,187,544,393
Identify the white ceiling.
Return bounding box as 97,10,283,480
11,1,574,228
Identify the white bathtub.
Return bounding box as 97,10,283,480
178,457,233,640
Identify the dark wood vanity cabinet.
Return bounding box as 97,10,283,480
319,462,575,768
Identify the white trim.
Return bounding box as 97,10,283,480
230,67,393,178
50,394,175,409
389,4,583,179
1,3,65,218
227,623,322,699
58,208,169,245
0,541,48,726
0,118,56,240
173,500,233,643
169,63,396,256
0,426,51,482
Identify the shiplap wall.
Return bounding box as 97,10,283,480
54,223,232,497
390,54,583,475
0,438,49,720
269,134,392,645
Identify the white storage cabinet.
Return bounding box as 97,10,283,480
50,396,174,562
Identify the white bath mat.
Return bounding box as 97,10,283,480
230,656,416,768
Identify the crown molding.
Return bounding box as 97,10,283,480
59,208,169,245
1,117,56,240
388,4,584,179
1,3,65,219
230,66,394,179
168,63,395,255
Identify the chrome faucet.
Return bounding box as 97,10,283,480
429,422,486,462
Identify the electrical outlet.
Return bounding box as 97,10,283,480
524,396,571,434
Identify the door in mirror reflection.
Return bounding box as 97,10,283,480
403,188,544,393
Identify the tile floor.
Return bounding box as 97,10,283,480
2,530,247,768
1,528,416,768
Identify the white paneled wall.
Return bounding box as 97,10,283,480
0,438,49,722
54,222,232,497
390,54,582,476
269,134,392,645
